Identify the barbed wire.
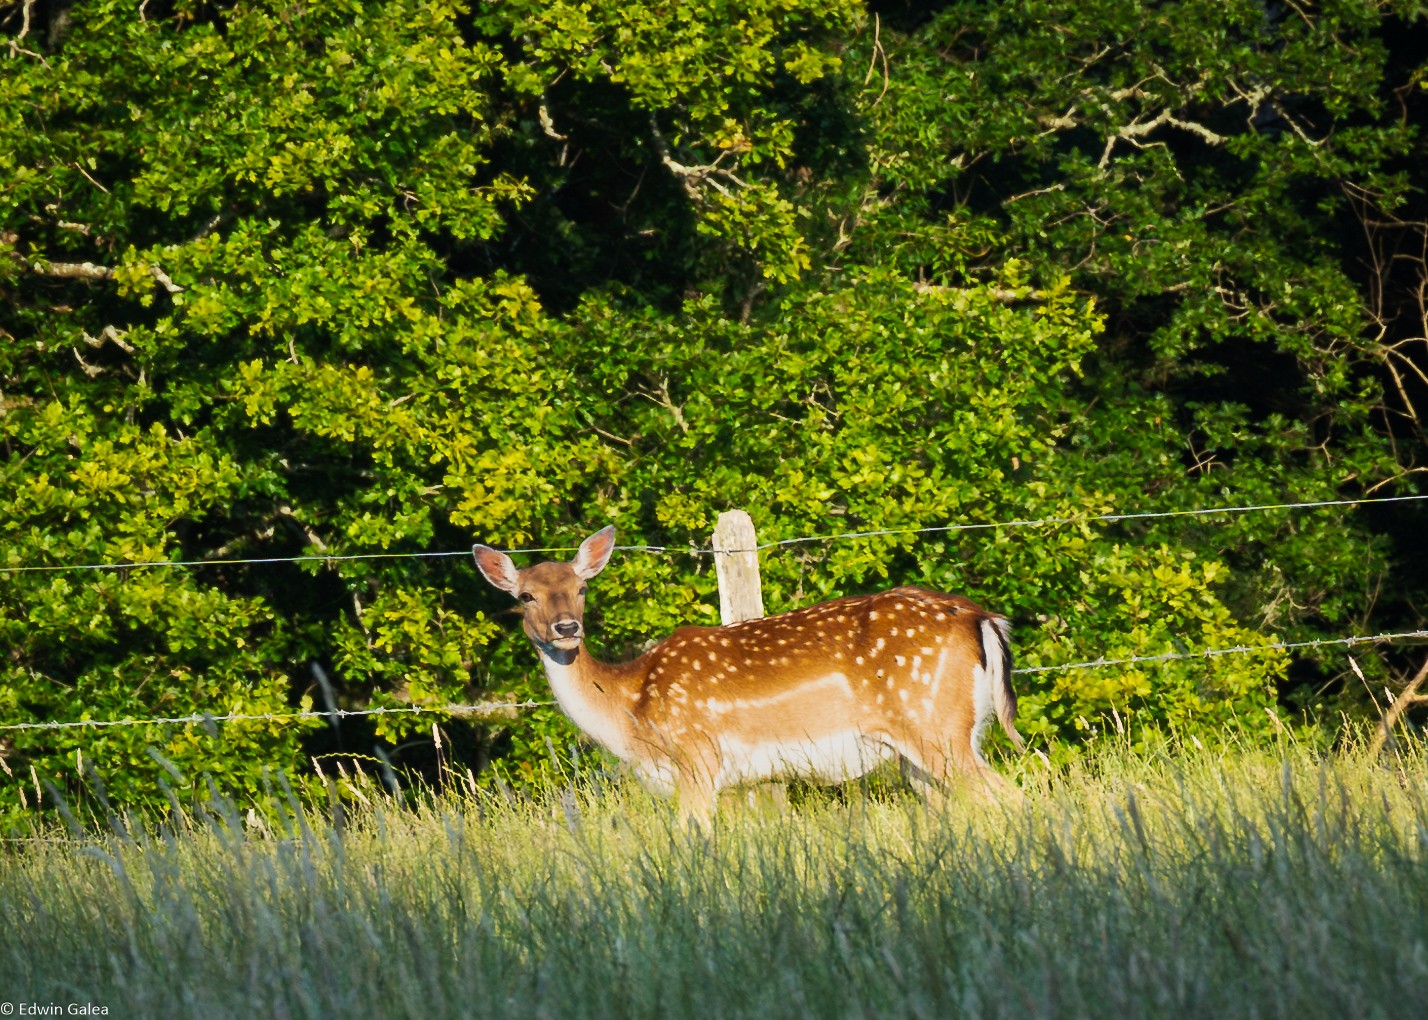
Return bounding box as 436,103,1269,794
4,628,1424,736
0,701,558,735
2,494,1424,735
1,494,1424,575
1014,629,1428,675
0,549,474,575
751,494,1428,552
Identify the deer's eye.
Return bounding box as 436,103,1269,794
519,592,536,604
578,584,588,596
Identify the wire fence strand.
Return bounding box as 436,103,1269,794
4,628,1425,735
2,494,1425,574
3,494,1425,735
0,701,558,734
753,494,1428,551
1014,629,1428,675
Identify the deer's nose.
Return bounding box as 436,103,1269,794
553,619,582,639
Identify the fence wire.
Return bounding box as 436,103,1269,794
2,493,1425,735
0,701,557,734
3,628,1424,735
1014,629,1428,675
2,493,1425,574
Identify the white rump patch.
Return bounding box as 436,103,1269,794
969,618,1003,765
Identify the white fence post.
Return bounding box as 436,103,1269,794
711,509,788,811
712,509,764,625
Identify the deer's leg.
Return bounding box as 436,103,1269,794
668,738,721,829
675,769,717,829
894,732,1012,803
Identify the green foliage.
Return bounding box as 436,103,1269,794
1,0,1424,821
849,0,1425,705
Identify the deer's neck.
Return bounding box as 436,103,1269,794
535,644,642,760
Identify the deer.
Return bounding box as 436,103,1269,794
473,526,1025,824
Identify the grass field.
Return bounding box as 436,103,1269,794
2,739,1426,1019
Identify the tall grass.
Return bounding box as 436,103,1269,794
2,740,1427,1019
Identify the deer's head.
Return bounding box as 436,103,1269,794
473,526,617,658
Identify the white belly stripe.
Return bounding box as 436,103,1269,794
714,731,894,788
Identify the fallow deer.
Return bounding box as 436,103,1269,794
474,526,1024,822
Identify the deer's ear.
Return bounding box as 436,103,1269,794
572,526,616,580
473,545,521,596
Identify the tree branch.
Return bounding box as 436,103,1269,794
1369,657,1428,757
10,250,185,294
648,116,745,199
1099,107,1227,168
1032,78,1228,168
914,281,1048,303
862,13,890,108
538,97,567,142
27,258,115,283
4,0,48,65
148,264,183,294
82,324,135,354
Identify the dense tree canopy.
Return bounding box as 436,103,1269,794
2,0,1425,822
